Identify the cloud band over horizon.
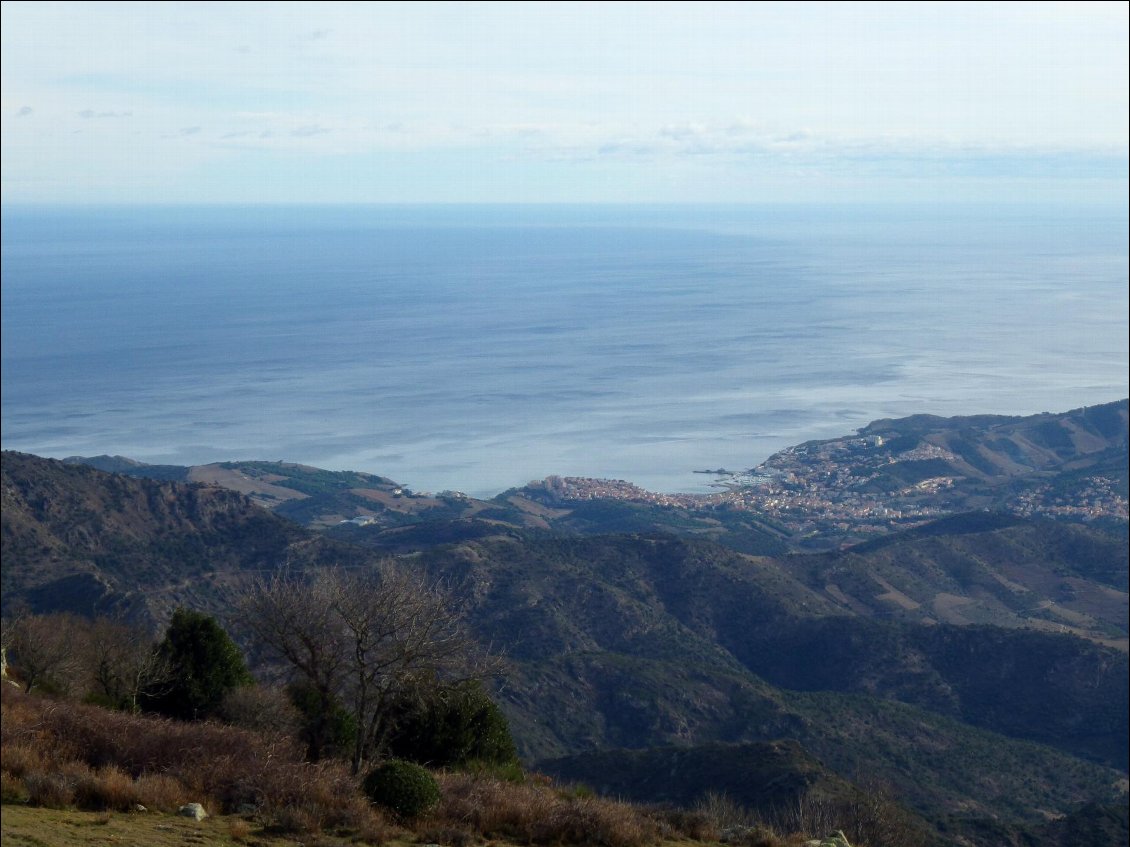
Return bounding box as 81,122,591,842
2,1,1127,204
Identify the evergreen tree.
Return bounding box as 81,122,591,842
143,608,252,720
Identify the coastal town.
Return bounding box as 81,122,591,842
525,428,1128,541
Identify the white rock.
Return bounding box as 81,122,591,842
178,802,208,821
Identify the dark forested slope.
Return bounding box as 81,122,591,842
0,451,370,625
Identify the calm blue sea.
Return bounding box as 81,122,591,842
2,204,1127,497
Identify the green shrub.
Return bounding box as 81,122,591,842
385,681,517,769
288,682,357,762
363,759,440,820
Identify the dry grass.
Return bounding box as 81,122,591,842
228,818,253,841
0,804,403,847
2,686,689,846
1,684,829,847
434,771,677,847
72,764,143,811
1,684,382,835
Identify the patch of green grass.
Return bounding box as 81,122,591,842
2,806,244,847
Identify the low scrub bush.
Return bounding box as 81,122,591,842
534,797,660,847
270,802,325,834
0,742,48,780
228,819,253,842
0,684,381,834
73,765,142,811
653,806,718,841
436,770,556,837
2,683,774,846
363,759,441,821
434,771,665,847
24,772,76,808
1,771,30,804
133,772,186,812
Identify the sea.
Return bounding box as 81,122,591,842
2,203,1127,498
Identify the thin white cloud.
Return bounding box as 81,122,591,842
290,124,330,137
1,1,1125,203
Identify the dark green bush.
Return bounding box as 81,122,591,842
363,759,440,820
385,681,517,769
288,681,357,762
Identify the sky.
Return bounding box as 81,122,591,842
1,1,1127,204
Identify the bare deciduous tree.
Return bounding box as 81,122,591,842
763,783,925,847
238,562,497,773
218,683,301,737
838,778,926,847
3,612,167,706
85,617,169,711
6,612,87,694
237,568,349,761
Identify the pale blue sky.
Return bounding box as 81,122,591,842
2,1,1127,203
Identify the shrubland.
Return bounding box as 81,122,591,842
0,683,839,846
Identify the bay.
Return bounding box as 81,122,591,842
2,203,1126,497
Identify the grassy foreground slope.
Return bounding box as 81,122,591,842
0,805,328,847
0,685,734,847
